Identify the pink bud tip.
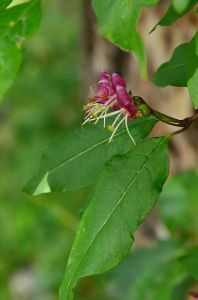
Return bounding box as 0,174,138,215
112,73,126,89
99,71,111,80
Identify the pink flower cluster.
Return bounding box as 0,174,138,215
94,71,138,118
83,71,139,144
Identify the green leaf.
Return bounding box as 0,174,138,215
180,248,198,280
151,0,197,31
0,38,22,100
153,32,198,108
0,0,42,43
92,0,159,80
173,0,191,14
24,116,157,195
0,0,13,10
59,136,169,300
188,68,198,106
108,241,185,300
0,0,41,102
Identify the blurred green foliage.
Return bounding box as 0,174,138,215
159,169,198,245
0,1,86,299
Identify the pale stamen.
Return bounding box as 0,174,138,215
89,84,95,96
86,110,122,124
111,109,125,128
94,100,118,126
108,116,126,143
84,104,104,121
102,108,122,128
125,116,136,145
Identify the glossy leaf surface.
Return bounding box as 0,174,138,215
153,32,198,108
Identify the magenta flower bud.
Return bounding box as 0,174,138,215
112,73,126,90
83,71,139,145
95,87,109,100
116,85,138,118
99,71,111,80
95,71,114,100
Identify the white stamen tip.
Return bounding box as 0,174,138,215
125,116,136,145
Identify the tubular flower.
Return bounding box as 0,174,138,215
83,72,139,145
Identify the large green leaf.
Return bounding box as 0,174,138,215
0,39,22,99
24,116,157,195
92,0,159,80
153,32,198,108
151,0,197,31
59,136,169,300
108,241,185,300
0,0,41,42
180,248,198,280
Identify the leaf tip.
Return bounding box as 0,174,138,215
149,23,158,34
33,173,51,196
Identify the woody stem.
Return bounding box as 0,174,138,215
136,97,198,129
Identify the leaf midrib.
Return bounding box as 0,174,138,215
47,129,124,175
48,118,155,176
47,123,141,175
63,136,167,297
159,62,185,73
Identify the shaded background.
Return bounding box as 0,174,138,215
0,1,197,299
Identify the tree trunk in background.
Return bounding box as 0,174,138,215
82,0,198,244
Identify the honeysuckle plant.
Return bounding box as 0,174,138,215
1,1,197,300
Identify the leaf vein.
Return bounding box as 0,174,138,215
64,136,167,296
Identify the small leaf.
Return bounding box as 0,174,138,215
180,248,198,280
24,116,157,195
151,0,197,31
153,43,190,87
153,32,198,108
92,0,159,80
59,136,169,300
0,38,22,100
0,0,42,42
